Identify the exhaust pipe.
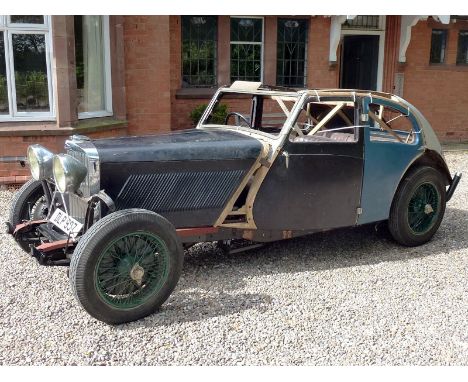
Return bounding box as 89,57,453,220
446,172,462,202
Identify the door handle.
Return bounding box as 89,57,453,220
282,151,289,169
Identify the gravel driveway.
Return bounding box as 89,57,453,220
0,152,467,365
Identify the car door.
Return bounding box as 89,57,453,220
252,102,365,231
358,97,423,225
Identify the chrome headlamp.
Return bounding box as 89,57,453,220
27,144,54,180
52,154,88,193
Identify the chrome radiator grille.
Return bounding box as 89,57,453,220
67,192,89,224
67,149,96,197
65,139,100,223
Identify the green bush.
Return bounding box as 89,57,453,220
190,103,228,125
15,71,48,107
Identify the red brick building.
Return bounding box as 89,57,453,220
0,15,467,184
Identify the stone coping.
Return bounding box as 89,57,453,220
0,118,128,137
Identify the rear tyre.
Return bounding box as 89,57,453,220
70,209,184,324
9,179,47,252
388,166,446,246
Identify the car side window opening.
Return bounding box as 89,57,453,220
368,103,416,144
202,92,298,137
289,100,358,143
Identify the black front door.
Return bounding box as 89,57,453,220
252,132,364,231
340,35,379,90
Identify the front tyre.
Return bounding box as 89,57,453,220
9,179,48,252
70,209,184,324
388,166,446,246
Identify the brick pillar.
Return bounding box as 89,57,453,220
218,16,231,86
110,16,126,121
382,15,401,94
124,16,172,135
263,16,277,85
307,17,338,88
51,16,78,127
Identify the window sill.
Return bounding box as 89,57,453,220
426,63,468,71
0,118,127,137
175,88,217,99
78,111,114,119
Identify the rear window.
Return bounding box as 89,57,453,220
368,103,416,144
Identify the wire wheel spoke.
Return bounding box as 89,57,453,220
95,232,170,309
407,182,440,234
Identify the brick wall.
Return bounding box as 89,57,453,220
124,16,172,135
0,16,130,185
2,16,467,185
167,16,467,142
400,19,468,142
307,17,339,89
170,16,341,130
0,127,127,185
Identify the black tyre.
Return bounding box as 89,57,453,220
9,179,48,252
70,209,184,324
388,166,446,246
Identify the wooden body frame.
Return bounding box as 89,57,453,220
197,84,448,236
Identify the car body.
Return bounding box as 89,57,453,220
7,81,462,324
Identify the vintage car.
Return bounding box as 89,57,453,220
6,81,461,324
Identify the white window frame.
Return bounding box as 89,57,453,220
77,15,112,120
230,16,264,82
0,15,55,122
340,16,386,92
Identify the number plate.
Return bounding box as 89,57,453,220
50,208,83,238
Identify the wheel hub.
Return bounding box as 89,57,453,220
95,231,170,309
424,204,434,214
407,182,440,234
130,263,145,286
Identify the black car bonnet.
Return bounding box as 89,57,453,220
92,128,263,163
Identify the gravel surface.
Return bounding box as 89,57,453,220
0,152,467,365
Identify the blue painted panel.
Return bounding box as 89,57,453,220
358,97,424,225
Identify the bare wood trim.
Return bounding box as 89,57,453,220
368,110,404,143
243,163,270,228
214,142,269,228
221,222,251,229
217,138,285,230
274,96,304,137
308,103,344,136
272,96,291,117
304,90,410,110
309,101,354,107
336,109,353,126
227,208,247,215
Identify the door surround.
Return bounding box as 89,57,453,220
340,16,386,91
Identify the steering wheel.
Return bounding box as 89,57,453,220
224,112,251,128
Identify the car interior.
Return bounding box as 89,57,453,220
290,100,358,143
205,93,360,143
205,92,415,145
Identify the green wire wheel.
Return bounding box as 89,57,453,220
70,209,184,324
94,232,170,310
407,182,441,235
389,166,446,247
